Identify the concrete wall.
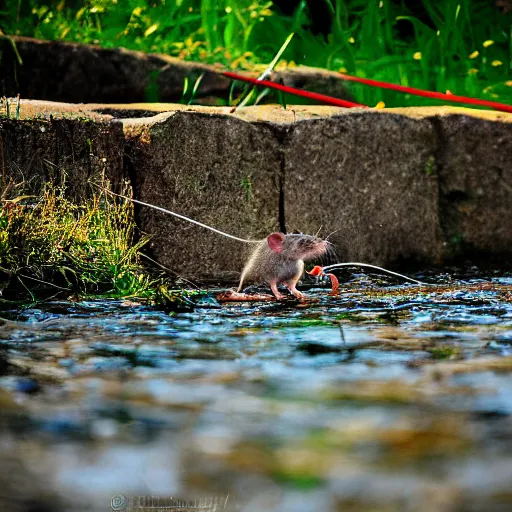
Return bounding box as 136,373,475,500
2,101,511,279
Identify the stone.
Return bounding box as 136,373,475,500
1,100,512,278
284,109,443,266
1,37,353,106
271,65,355,103
434,112,512,264
1,36,229,104
123,110,281,280
0,107,125,199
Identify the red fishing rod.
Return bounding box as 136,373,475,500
222,70,512,114
221,71,366,108
337,72,512,114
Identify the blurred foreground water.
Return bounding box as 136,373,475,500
1,273,511,512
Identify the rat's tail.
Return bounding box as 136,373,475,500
101,188,260,244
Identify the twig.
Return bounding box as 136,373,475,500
18,273,71,291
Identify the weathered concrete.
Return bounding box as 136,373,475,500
123,111,281,280
434,114,512,263
0,36,229,104
120,105,512,275
1,100,511,279
272,65,357,102
0,109,125,199
283,111,443,266
1,37,352,106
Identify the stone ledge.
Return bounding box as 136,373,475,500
283,111,442,266
1,36,352,105
0,108,125,199
122,110,281,279
2,100,511,278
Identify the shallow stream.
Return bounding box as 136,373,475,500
1,273,511,511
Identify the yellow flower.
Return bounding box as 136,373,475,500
467,68,479,75
505,81,512,87
491,60,503,67
483,40,494,48
375,101,385,109
413,52,421,60
144,23,159,37
339,67,347,73
348,37,355,43
468,51,479,59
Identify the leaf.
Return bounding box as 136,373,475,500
236,32,295,110
188,72,205,105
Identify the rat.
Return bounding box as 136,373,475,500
237,232,329,300
100,188,330,299
100,188,425,300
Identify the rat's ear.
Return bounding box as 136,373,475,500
267,232,285,253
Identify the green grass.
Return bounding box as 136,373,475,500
1,95,21,119
0,1,511,107
0,179,176,303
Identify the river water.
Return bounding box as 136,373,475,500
1,274,511,511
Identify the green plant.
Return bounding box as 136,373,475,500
0,1,510,107
424,155,436,176
0,95,21,119
240,175,252,201
180,72,205,104
234,30,296,108
0,180,161,300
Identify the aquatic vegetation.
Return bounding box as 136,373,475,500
427,346,460,360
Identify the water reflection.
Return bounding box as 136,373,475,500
0,277,511,511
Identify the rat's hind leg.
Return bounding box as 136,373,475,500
269,281,286,300
237,270,247,293
285,281,305,299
